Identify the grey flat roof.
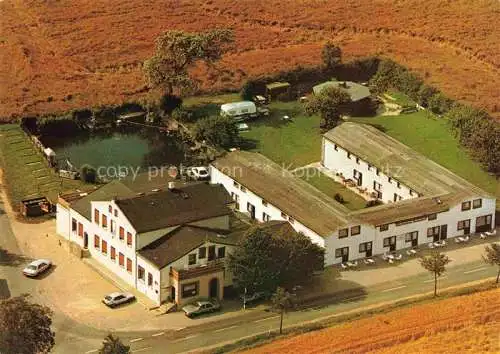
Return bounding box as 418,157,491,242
323,122,491,198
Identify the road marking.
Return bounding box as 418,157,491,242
424,276,447,283
254,316,279,323
151,332,164,337
85,350,98,354
134,347,153,353
464,267,487,274
213,325,237,333
175,326,186,331
130,338,144,343
381,285,407,293
172,334,198,343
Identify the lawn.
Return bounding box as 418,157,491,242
386,89,416,107
0,125,85,208
239,101,322,168
299,168,367,210
350,111,499,199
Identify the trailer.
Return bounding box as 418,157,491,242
220,101,259,121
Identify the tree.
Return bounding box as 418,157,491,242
419,251,451,296
80,164,97,183
159,94,183,115
321,42,342,71
143,29,233,95
271,287,294,334
228,223,324,294
427,92,452,115
0,295,55,354
99,334,130,354
483,243,500,283
192,115,239,148
305,86,352,131
417,84,438,107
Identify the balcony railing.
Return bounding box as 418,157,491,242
170,259,225,281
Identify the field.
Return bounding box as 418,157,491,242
0,125,85,207
242,288,500,353
1,0,499,120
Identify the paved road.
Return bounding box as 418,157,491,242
1,199,497,353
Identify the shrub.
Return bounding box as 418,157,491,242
159,94,183,115
365,199,383,208
80,165,97,183
192,115,239,148
334,193,345,204
171,107,195,123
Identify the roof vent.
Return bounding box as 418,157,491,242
151,188,160,193
181,192,189,199
216,234,227,238
168,181,176,190
150,201,156,206
136,192,145,196
79,192,88,197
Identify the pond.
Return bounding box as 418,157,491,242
40,127,190,180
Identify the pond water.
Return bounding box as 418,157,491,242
40,128,189,179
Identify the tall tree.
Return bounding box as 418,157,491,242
192,115,240,148
229,223,324,294
271,287,294,335
305,86,352,131
143,29,233,95
321,42,342,71
419,251,451,296
99,334,130,354
483,243,500,283
0,295,55,354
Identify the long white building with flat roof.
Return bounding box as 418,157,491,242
210,122,496,266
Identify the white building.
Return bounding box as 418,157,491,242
57,177,244,306
210,122,496,266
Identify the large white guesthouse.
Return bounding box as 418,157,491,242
210,122,496,265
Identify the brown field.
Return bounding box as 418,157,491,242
241,288,500,354
1,0,499,120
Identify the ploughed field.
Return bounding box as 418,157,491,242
1,0,499,119
242,288,500,354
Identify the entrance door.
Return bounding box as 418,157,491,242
83,232,88,249
209,278,219,299
365,242,373,257
475,215,492,233
247,202,256,219
170,286,176,303
440,224,448,240
341,247,349,262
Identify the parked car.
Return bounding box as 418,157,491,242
182,300,221,318
102,292,136,308
185,166,210,180
23,259,52,277
239,291,267,304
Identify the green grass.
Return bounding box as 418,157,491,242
350,112,499,199
299,168,367,210
239,101,322,168
0,125,85,207
386,89,416,107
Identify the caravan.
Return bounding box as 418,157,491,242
220,101,269,121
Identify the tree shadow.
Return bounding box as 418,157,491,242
0,247,30,267
238,138,258,150
0,279,11,300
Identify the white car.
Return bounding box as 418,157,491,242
185,166,210,180
23,259,52,277
102,292,136,308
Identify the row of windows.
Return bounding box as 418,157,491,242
379,212,438,231
93,209,133,247
338,225,361,238
137,265,154,286
93,235,132,272
461,199,482,211
337,144,412,193
188,245,226,265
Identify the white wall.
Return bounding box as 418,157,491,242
136,255,162,304
210,165,325,247
324,197,496,265
56,203,71,239
322,138,417,203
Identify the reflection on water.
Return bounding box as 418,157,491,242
40,127,188,173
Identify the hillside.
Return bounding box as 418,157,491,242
1,0,499,119
241,288,500,353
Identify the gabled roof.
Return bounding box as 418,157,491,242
138,225,243,269
211,151,353,236
313,81,371,102
323,122,492,198
115,183,231,233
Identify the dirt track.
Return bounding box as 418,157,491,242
1,0,499,119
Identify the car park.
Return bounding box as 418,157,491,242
22,259,52,277
102,292,136,308
182,300,221,318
